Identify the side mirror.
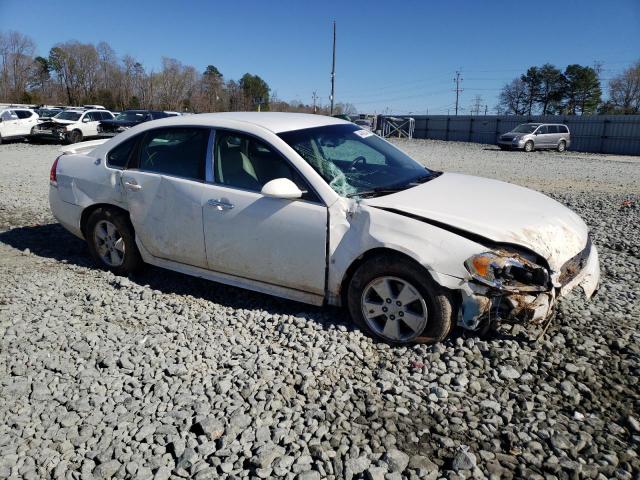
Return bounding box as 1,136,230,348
82,117,90,123
261,178,303,200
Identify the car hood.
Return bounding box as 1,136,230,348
50,118,76,125
363,172,589,271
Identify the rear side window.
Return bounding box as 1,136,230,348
107,137,137,169
137,127,209,181
14,110,33,119
559,125,569,133
548,125,559,134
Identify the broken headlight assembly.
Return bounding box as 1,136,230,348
464,250,550,293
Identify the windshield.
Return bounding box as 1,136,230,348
116,111,148,122
512,124,539,133
39,109,61,118
54,111,81,121
278,124,438,198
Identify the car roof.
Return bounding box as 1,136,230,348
139,112,351,134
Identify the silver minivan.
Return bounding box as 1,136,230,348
498,123,571,152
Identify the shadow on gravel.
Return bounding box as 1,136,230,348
0,222,352,329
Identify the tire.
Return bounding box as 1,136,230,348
524,140,534,152
347,255,454,344
68,130,83,144
85,208,143,276
557,140,566,152
498,145,508,151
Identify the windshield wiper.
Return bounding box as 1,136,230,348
346,172,443,199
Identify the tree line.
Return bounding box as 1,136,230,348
497,61,640,115
0,30,355,115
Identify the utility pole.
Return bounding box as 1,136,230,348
453,70,463,116
330,21,336,116
312,91,318,113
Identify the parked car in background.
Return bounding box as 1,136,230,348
97,110,172,138
32,109,115,144
0,107,39,143
49,113,599,345
498,123,571,152
163,111,181,117
353,118,372,131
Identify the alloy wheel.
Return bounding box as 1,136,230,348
360,276,428,342
93,220,125,267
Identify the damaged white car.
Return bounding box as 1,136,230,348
49,113,600,344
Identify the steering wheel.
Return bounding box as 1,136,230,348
348,155,367,170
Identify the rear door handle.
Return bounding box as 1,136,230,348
124,180,142,191
207,198,234,210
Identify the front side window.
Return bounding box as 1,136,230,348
136,127,209,181
537,125,549,134
214,131,316,200
278,124,437,198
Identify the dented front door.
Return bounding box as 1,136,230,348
122,171,208,268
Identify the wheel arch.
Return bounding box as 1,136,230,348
80,203,131,238
338,247,440,308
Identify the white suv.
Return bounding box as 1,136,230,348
0,108,39,143
32,109,115,144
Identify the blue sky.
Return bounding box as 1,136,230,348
1,0,638,114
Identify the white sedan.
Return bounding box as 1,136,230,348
49,113,600,344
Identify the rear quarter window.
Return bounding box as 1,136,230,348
559,125,569,133
107,137,138,169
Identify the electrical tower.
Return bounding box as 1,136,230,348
312,91,318,113
453,71,463,116
330,21,336,115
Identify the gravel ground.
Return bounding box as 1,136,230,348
0,139,639,480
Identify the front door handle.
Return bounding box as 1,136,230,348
124,180,142,191
207,198,234,210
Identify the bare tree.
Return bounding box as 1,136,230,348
607,61,640,114
497,79,527,115
0,31,36,101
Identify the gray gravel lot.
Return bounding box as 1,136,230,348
0,139,639,480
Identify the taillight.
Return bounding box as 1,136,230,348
50,156,61,186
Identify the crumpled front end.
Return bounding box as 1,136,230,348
458,239,600,333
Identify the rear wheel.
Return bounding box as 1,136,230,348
68,130,83,144
347,255,454,344
557,140,566,152
524,140,534,152
86,208,143,275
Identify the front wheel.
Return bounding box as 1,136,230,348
524,141,534,152
86,208,143,275
68,130,83,144
347,255,453,344
557,140,566,152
